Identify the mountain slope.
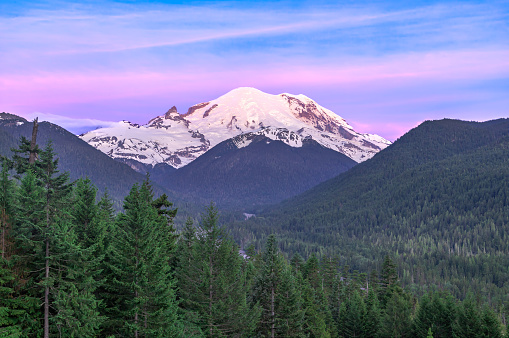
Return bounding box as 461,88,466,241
81,87,390,169
162,131,357,207
234,118,509,300
0,113,166,208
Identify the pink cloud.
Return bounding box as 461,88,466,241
2,48,508,140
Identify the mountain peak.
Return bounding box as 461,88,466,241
222,87,265,96
81,88,391,168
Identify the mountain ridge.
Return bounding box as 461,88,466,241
162,131,357,207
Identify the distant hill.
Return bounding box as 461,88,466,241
161,132,357,208
0,113,169,209
235,118,509,301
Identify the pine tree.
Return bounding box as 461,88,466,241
9,135,39,177
413,293,435,337
0,165,24,336
428,292,457,338
321,255,338,298
252,234,303,337
364,288,381,338
72,178,98,246
51,177,106,336
107,180,183,337
290,253,304,273
93,190,117,335
13,142,103,336
453,293,482,338
379,291,412,338
303,253,320,289
0,165,15,260
338,290,366,338
12,170,45,336
178,204,256,337
0,258,23,337
481,306,503,338
302,253,336,336
379,255,399,309
38,142,75,338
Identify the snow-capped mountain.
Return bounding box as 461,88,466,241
80,87,391,169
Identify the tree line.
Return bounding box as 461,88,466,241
0,136,507,336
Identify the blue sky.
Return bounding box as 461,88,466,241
1,0,508,139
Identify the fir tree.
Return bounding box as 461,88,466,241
379,255,399,309
413,293,435,337
72,178,98,245
453,293,482,338
364,288,381,338
178,204,256,337
107,180,183,337
379,291,412,338
38,142,74,338
338,290,366,338
12,170,45,336
0,258,23,337
480,306,503,338
0,165,15,260
0,166,24,336
252,234,303,337
302,279,330,338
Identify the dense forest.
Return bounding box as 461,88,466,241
0,133,508,337
228,119,509,306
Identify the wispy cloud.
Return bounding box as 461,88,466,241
1,0,508,139
22,112,118,135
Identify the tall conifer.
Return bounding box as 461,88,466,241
107,180,182,337
252,234,303,337
178,204,256,337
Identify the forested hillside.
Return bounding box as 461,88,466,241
163,135,356,208
0,142,506,335
230,118,509,304
0,113,169,209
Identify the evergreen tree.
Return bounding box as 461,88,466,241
338,290,366,338
0,165,15,260
364,288,381,338
9,136,39,177
413,293,435,337
107,180,183,337
72,178,98,245
481,306,503,338
51,177,107,336
302,253,336,336
12,170,45,336
379,291,412,338
453,293,483,338
303,253,320,289
178,204,256,337
379,255,399,309
0,165,24,336
429,292,457,338
302,279,330,338
321,255,338,297
252,234,303,337
12,142,100,336
38,142,75,338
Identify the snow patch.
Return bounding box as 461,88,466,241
80,87,391,169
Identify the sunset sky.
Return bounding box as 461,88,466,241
1,0,508,140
